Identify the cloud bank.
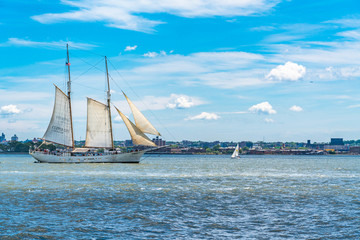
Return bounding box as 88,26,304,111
32,0,281,32
0,38,96,49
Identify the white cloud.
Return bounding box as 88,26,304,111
266,61,306,82
0,89,51,102
249,102,276,114
31,0,281,32
264,23,326,43
0,105,21,115
219,111,247,115
337,30,360,40
112,94,205,113
129,51,267,89
125,45,137,51
325,18,360,28
289,105,303,112
186,112,220,121
167,94,195,109
251,26,275,31
143,51,167,58
347,104,360,109
0,38,96,49
143,52,158,58
113,115,125,123
264,118,274,123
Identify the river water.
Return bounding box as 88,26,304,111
0,154,359,239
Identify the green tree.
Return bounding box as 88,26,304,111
212,144,220,151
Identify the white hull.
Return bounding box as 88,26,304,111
30,151,144,163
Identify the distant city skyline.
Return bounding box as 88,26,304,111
1,0,360,142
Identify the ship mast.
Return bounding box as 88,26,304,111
105,56,114,149
66,44,75,148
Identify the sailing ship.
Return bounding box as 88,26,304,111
30,45,160,163
231,144,240,159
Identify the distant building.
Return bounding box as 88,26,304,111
349,146,360,154
125,140,133,147
152,136,166,146
240,141,253,149
0,133,5,142
11,134,18,142
330,138,344,145
181,140,192,147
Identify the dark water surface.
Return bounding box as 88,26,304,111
0,154,359,239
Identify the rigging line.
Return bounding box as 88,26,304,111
71,57,105,82
72,82,105,92
70,54,106,77
107,59,177,142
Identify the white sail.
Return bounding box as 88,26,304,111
85,98,113,148
123,92,161,136
231,144,240,158
43,85,73,147
115,107,156,147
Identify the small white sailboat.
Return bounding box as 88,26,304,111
30,45,160,163
231,144,240,159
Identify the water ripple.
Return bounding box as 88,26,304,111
0,154,359,239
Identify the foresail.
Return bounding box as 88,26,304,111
123,92,161,136
43,85,73,147
115,107,156,147
85,98,113,148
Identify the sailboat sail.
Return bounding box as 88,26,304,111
231,144,240,158
123,92,161,136
85,98,113,148
43,85,73,147
115,107,156,147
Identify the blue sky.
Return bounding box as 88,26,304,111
1,0,360,142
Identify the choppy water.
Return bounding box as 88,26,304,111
0,154,359,239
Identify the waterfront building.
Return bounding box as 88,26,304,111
125,140,133,147
330,138,344,145
152,136,166,146
0,133,5,142
11,134,18,142
349,146,360,154
325,138,348,152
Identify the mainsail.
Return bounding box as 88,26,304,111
85,98,113,148
115,107,156,147
123,92,161,136
43,85,73,147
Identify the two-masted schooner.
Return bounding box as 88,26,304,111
30,45,160,163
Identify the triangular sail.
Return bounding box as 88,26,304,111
123,92,161,136
43,85,73,147
231,144,239,158
85,98,113,148
115,107,156,147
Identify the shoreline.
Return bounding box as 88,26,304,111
1,152,359,156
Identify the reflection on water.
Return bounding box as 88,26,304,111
0,154,359,239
